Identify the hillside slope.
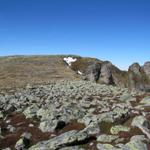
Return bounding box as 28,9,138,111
0,55,78,89
0,55,149,91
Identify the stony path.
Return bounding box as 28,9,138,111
0,80,150,150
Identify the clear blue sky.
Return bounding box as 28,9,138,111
0,0,150,70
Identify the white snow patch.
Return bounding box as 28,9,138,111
63,57,77,66
78,70,83,75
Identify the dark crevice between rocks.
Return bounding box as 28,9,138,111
57,120,86,135
115,114,131,125
23,138,31,149
55,121,66,131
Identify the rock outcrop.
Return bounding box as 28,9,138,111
69,56,150,91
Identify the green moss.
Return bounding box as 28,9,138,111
71,57,101,73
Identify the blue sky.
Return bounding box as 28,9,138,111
0,0,150,70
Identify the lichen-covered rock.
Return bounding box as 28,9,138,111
131,116,150,130
60,146,85,150
123,135,149,150
112,106,130,120
39,120,58,132
131,116,150,139
97,143,121,150
97,134,119,143
29,130,90,150
83,121,100,135
23,104,39,118
110,125,130,135
140,97,150,106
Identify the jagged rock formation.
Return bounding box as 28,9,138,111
70,56,150,91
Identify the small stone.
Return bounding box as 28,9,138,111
97,143,117,150
0,111,4,119
29,124,34,127
7,125,16,133
110,125,130,135
6,119,11,124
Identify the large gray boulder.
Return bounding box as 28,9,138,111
97,134,119,143
117,135,149,150
131,116,150,139
29,130,90,150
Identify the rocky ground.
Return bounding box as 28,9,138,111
0,80,150,150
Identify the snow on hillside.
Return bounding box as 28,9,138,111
63,57,77,66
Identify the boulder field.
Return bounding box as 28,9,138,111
0,80,150,150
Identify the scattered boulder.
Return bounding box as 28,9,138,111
110,125,130,135
23,104,39,118
97,134,119,143
131,115,150,139
124,135,149,150
60,146,85,150
97,143,120,150
140,96,150,106
29,130,90,150
39,120,58,132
